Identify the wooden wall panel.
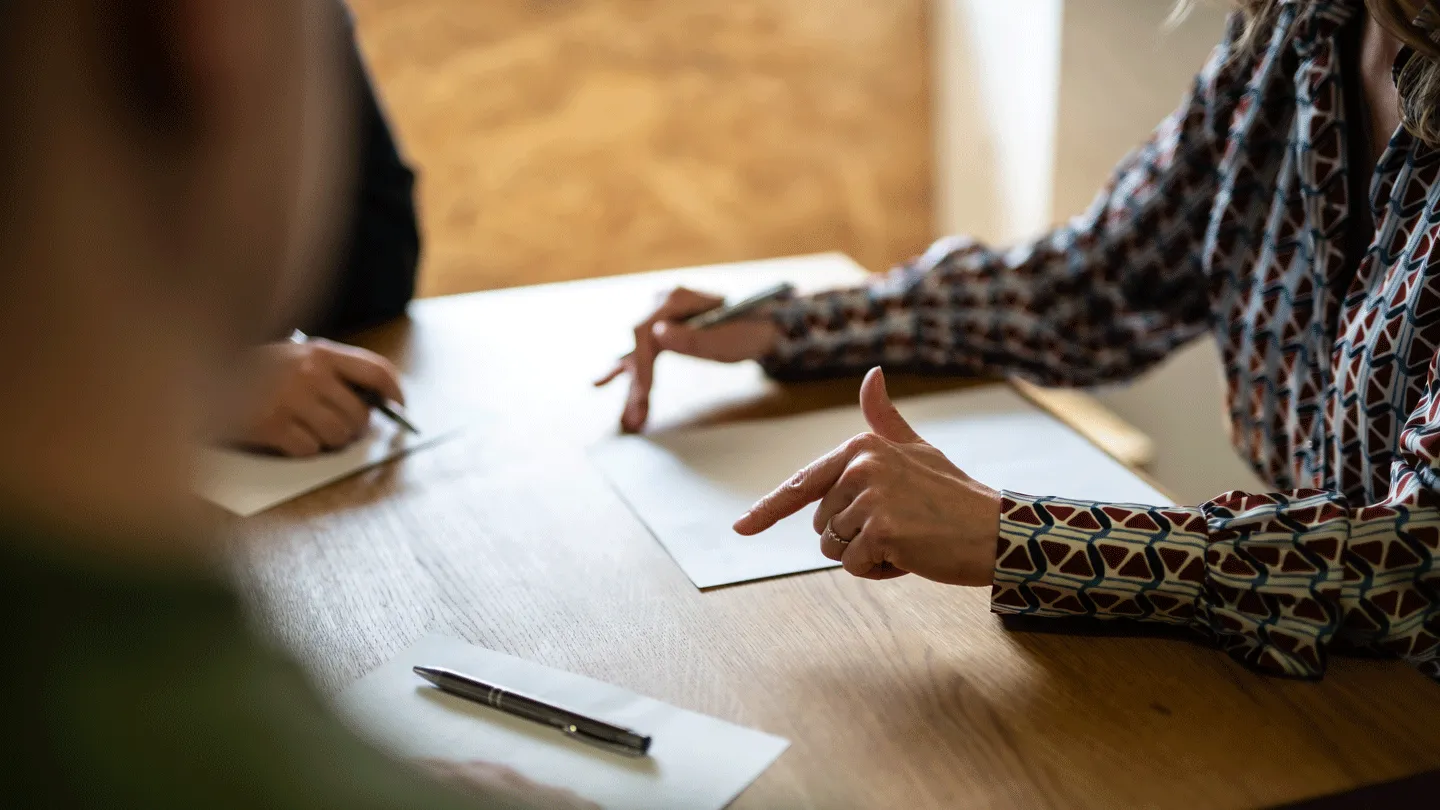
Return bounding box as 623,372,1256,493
347,0,933,296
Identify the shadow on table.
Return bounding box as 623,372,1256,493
998,614,1209,643
1267,768,1440,809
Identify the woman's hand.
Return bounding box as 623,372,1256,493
416,760,600,810
225,338,404,457
734,368,1002,585
594,287,780,433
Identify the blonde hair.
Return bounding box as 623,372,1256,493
1171,1,1440,145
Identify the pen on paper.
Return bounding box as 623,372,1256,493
413,665,653,758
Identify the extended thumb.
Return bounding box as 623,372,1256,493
860,367,922,443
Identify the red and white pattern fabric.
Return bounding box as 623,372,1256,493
762,1,1440,680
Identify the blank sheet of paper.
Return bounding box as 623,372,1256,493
194,412,458,517
337,635,789,810
590,385,1171,589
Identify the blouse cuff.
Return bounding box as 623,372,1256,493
990,491,1210,625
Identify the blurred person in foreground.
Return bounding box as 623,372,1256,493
0,0,589,806
221,3,419,458
603,0,1440,682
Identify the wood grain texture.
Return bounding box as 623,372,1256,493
231,255,1440,809
346,0,934,296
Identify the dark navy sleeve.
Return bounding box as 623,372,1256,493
307,9,422,338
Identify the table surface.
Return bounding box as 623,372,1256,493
232,254,1440,810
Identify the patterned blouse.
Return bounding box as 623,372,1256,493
763,1,1440,681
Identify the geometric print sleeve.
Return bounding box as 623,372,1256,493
991,355,1440,680
759,18,1245,387
752,4,1440,684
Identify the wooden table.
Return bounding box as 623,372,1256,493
233,254,1440,810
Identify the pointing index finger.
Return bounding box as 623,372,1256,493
733,435,872,536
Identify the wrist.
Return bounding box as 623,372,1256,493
983,485,1002,574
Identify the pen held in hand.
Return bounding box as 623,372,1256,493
607,282,796,368
413,665,652,758
680,282,795,331
290,329,419,435
347,383,420,436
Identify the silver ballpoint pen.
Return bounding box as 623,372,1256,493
413,665,653,758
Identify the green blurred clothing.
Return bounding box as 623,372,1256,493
0,528,518,809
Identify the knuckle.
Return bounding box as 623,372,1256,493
852,433,895,457
868,515,894,539
850,490,880,514
849,455,884,480
296,357,325,382
842,550,871,573
782,468,808,491
836,467,867,493
846,433,875,452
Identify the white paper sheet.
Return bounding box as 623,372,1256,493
193,411,458,517
337,635,789,810
590,385,1171,589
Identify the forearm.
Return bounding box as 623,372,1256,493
760,229,1210,386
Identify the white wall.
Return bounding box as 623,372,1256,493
933,0,1062,243
934,0,1266,503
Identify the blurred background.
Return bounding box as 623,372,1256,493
347,0,1266,504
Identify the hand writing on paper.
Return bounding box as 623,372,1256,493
593,287,780,434
225,339,404,457
734,367,1003,585
416,760,601,810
